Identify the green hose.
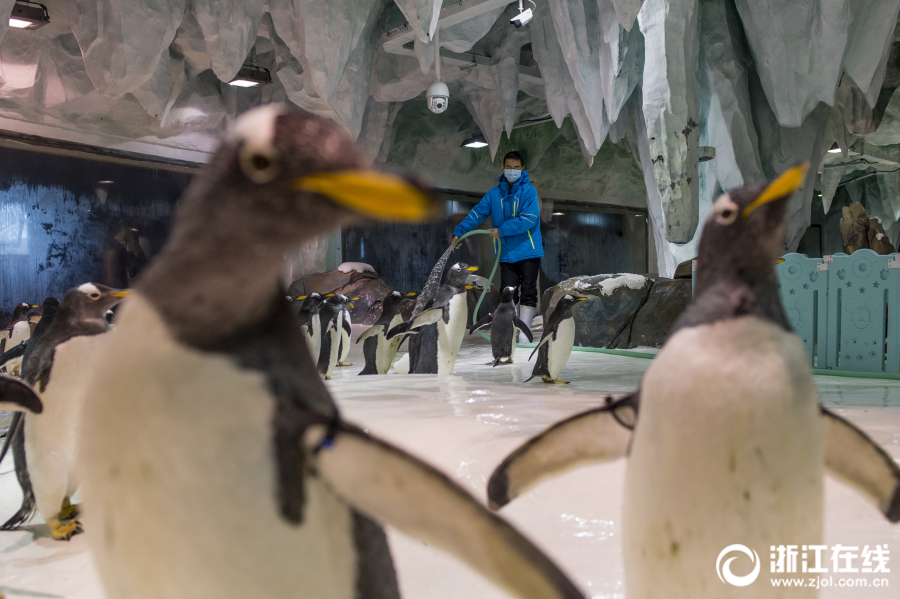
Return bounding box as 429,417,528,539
451,229,501,341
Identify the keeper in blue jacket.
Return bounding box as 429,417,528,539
450,150,543,341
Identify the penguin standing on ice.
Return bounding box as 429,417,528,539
0,284,128,540
76,106,584,599
357,291,416,375
525,294,585,384
317,294,351,379
336,297,357,367
295,293,325,363
470,286,533,366
0,298,59,376
487,165,900,599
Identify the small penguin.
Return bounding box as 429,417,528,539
317,294,352,379
0,284,128,540
77,106,585,599
487,165,900,599
357,291,416,375
470,286,533,366
0,302,36,355
295,293,325,363
525,294,586,384
336,297,357,367
0,297,59,377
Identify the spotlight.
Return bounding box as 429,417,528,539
228,64,272,88
461,134,488,148
511,0,536,28
9,1,49,30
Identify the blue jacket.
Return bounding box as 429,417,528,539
452,170,543,263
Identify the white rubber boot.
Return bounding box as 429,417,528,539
518,305,536,344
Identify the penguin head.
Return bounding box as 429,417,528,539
500,286,516,303
59,283,131,325
553,294,587,317
695,164,808,298
11,303,30,318
172,105,438,254
447,263,479,287
382,291,404,310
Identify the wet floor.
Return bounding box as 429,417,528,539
1,331,899,598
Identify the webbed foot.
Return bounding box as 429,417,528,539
48,517,83,541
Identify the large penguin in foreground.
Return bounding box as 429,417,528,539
77,106,585,599
470,286,533,366
488,165,900,599
525,294,585,384
357,291,415,375
1,284,128,539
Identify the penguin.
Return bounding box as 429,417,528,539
0,302,36,355
317,294,352,379
486,165,900,599
76,106,584,599
0,297,60,470
470,286,533,366
524,294,586,384
394,263,479,375
295,292,325,363
0,297,59,377
357,291,416,375
0,284,129,540
336,297,358,367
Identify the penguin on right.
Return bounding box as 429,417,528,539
357,291,416,375
525,294,586,384
470,286,533,366
487,165,900,599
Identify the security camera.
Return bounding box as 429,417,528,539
510,7,532,28
427,80,449,114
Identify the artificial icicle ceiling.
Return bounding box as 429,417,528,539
0,0,900,275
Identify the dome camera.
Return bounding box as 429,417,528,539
427,80,449,114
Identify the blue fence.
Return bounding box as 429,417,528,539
693,250,900,374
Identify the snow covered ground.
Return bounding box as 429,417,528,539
1,333,898,599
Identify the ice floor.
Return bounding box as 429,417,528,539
1,331,900,599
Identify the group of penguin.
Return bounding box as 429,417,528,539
0,106,896,599
297,261,588,385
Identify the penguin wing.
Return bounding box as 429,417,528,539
342,318,352,337
821,407,900,522
0,342,26,369
356,324,384,344
488,393,639,510
469,314,493,334
529,330,555,361
512,317,533,343
465,274,492,289
409,307,444,329
307,423,586,599
386,322,410,340
0,374,42,414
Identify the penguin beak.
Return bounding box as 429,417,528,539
30,305,37,308
775,259,785,264
295,295,307,300
110,290,132,298
465,266,479,272
288,170,437,222
465,285,475,290
348,303,355,308
741,163,809,219
406,292,416,296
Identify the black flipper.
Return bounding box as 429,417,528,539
512,317,533,342
469,314,493,335
342,319,352,337
386,322,410,340
822,407,900,522
0,342,26,370
488,393,639,509
1,414,36,531
0,374,42,414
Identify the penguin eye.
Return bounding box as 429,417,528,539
716,207,738,225
239,146,281,184
89,292,101,300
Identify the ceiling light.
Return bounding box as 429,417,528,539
228,64,272,88
828,143,842,154
553,212,564,216
9,1,49,30
97,180,114,184
461,134,488,148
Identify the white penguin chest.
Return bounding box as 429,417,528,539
436,292,467,375
547,318,575,377
623,316,823,599
79,295,358,599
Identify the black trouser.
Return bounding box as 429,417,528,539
500,258,541,307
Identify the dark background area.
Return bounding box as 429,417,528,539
0,145,192,323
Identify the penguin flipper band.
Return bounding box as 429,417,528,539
488,392,639,510
306,423,587,599
821,407,900,522
0,374,43,414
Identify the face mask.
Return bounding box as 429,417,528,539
504,169,522,183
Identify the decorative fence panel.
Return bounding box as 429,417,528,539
776,253,828,368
